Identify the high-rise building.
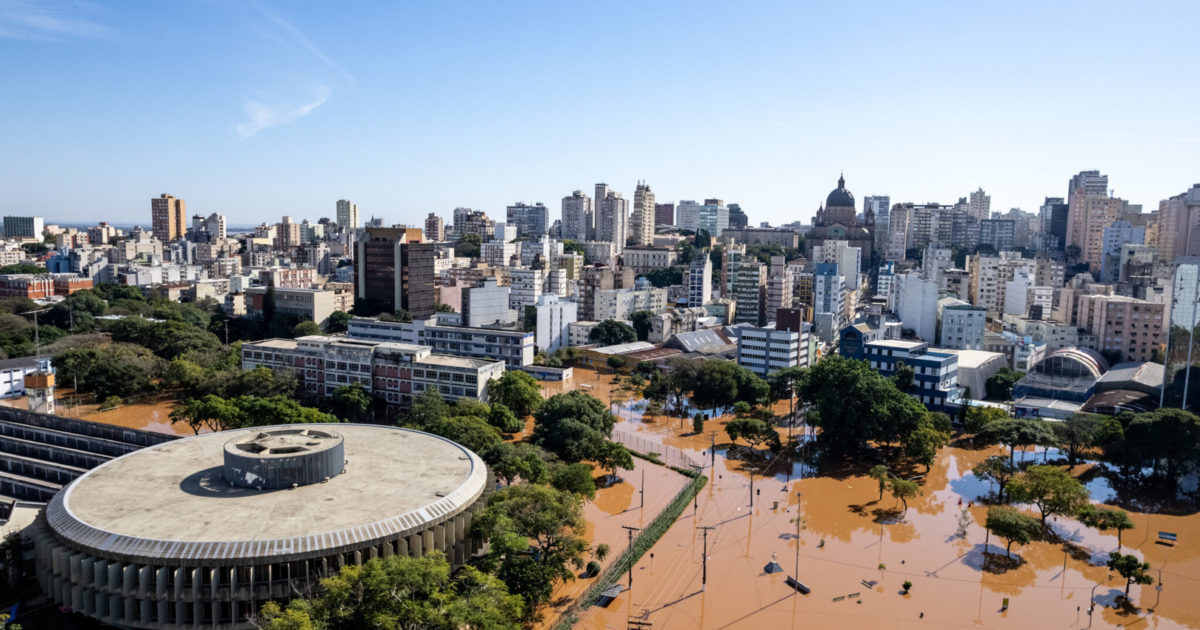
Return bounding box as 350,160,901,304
2,216,44,239
534,294,577,353
765,255,793,324
631,182,656,246
654,202,674,228
697,199,730,237
561,190,593,241
355,227,435,318
1068,170,1109,198
1076,295,1164,363
727,203,748,230
151,194,186,242
506,202,549,239
737,326,802,377
1067,180,1127,272
424,212,445,242
1099,219,1146,284
979,219,1016,251
596,189,629,253
807,175,874,261
277,216,301,250
675,200,701,233
189,213,225,241
1039,197,1069,252
453,209,496,241
864,196,890,255
726,248,766,325
968,187,991,222
1156,184,1200,260
688,252,712,307
336,199,359,230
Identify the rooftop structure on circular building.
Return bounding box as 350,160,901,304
34,424,489,629
1012,346,1110,402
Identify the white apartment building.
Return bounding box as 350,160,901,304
969,251,1037,314
561,190,593,242
535,294,577,353
621,246,678,274
812,240,862,290
895,272,939,343
937,297,986,350
568,320,599,346
336,200,358,230
594,284,668,321
509,268,543,312
481,241,518,268
736,326,804,377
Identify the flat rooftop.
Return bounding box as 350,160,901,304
48,424,486,563
418,354,499,368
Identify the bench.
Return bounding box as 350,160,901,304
1158,531,1177,545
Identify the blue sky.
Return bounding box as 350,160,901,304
1,0,1197,228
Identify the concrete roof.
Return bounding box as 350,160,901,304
867,339,927,350
419,354,499,368
1096,361,1164,390
937,349,1007,370
47,424,486,565
593,341,656,355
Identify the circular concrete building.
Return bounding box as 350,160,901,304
33,424,489,629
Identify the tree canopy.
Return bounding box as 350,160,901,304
487,370,543,418
256,552,523,630
1005,464,1090,525
531,391,616,463
589,320,636,346
985,505,1041,558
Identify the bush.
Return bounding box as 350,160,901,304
100,395,122,410
585,561,601,578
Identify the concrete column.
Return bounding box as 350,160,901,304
107,562,120,595
95,591,108,619
156,600,167,627
411,533,423,558
68,552,81,585
381,541,393,557
124,596,136,624
137,564,151,595
155,567,168,598
211,567,220,599
139,597,151,626
423,530,435,555
174,567,185,600
396,538,408,557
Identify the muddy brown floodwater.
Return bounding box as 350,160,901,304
541,368,1200,630
27,389,195,436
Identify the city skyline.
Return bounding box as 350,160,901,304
2,1,1198,225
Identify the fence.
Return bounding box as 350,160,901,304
611,427,703,471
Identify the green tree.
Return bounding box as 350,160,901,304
964,405,1008,434
1005,464,1090,526
799,355,927,457
1125,408,1200,484
1053,414,1099,469
550,461,597,499
472,484,590,609
1107,551,1153,599
257,552,523,629
170,394,242,433
425,415,503,455
869,465,890,501
606,355,627,374
692,412,705,434
589,320,636,346
692,360,740,414
408,387,450,428
629,310,654,341
904,416,950,471
725,417,781,452
976,418,1055,467
487,402,523,433
292,320,322,337
328,383,371,422
455,233,482,258
325,310,351,333
53,343,163,398
973,456,1018,503
985,368,1025,401
485,442,548,485
889,477,921,512
695,229,711,249
163,358,208,395
893,362,916,392
985,505,1041,558
487,370,543,418
531,391,616,462
1078,505,1135,550
595,441,634,482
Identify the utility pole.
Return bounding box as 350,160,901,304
749,471,754,508
699,525,716,591
622,525,640,590
709,431,716,468
794,492,803,580
640,468,645,510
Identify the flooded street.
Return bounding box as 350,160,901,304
544,368,1200,630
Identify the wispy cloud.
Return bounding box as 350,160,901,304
0,0,112,41
237,85,330,139
250,1,354,84
1082,132,1200,145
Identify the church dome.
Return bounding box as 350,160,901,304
825,174,855,208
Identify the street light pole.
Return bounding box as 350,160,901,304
699,525,715,591
1088,574,1112,629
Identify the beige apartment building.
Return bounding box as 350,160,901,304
1076,294,1164,363
151,193,186,242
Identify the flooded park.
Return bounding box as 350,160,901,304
546,367,1200,630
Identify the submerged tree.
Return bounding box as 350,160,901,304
984,506,1040,558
